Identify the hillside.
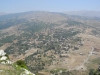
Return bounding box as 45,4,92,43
0,11,100,75
0,50,35,75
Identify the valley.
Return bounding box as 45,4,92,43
0,11,100,75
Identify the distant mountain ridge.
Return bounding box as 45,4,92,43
65,11,100,17
0,11,68,23
0,12,6,16
0,11,100,21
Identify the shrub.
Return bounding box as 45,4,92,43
15,60,28,69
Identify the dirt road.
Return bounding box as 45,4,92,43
76,47,94,70
69,47,94,71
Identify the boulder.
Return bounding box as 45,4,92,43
0,50,6,56
0,56,7,61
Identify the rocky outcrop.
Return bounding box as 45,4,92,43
0,49,35,75
20,69,35,75
0,50,12,64
0,50,6,56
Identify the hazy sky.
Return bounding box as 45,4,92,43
0,0,100,13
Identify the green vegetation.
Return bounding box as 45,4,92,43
53,29,80,39
89,69,100,75
67,20,83,26
50,68,73,75
5,46,15,54
0,18,27,30
0,69,23,75
35,73,46,75
92,57,100,64
24,21,54,34
15,60,28,69
0,64,24,75
25,54,46,73
5,40,30,54
92,30,100,35
0,35,15,43
0,43,3,47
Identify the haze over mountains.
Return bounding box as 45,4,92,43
1,11,100,17
65,11,100,17
0,11,100,21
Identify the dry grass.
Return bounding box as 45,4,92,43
0,43,12,50
0,64,24,75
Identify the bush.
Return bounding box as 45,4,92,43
15,60,28,69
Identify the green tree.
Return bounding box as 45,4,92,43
15,60,28,69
